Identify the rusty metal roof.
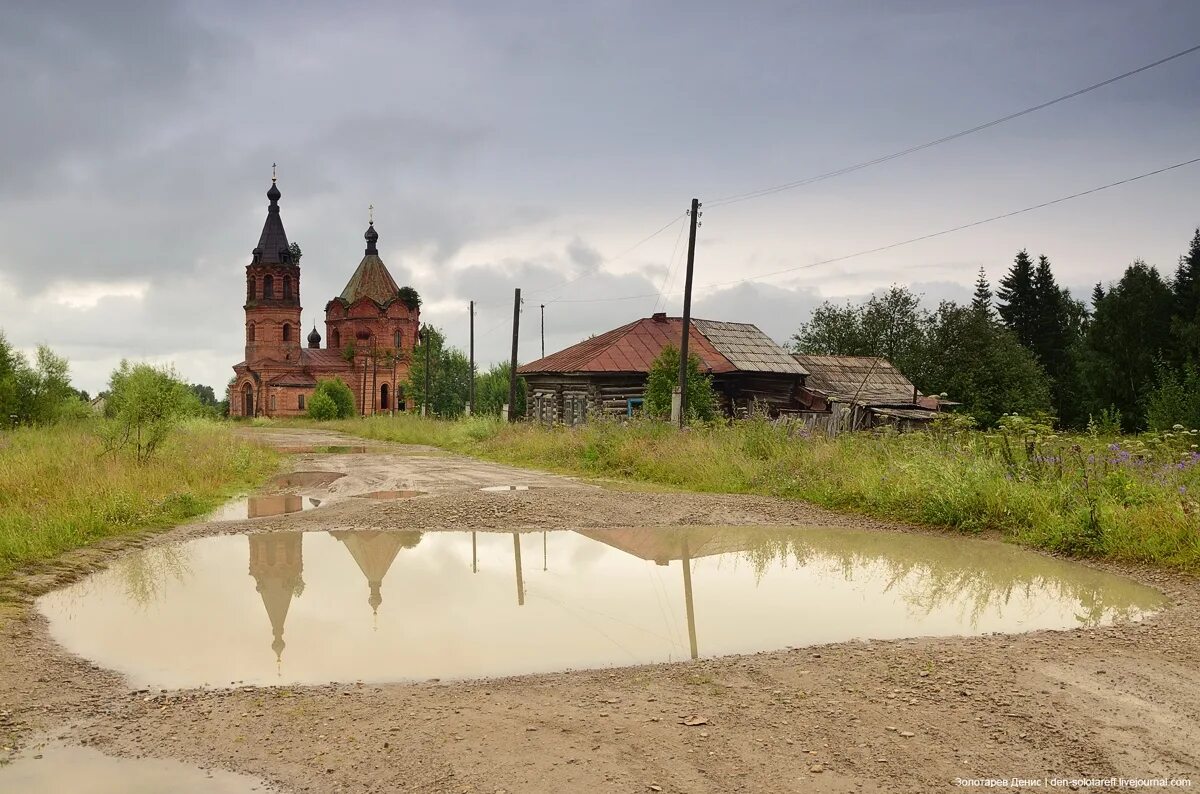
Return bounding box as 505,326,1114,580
518,316,801,376
792,354,918,405
268,372,317,387
338,254,401,305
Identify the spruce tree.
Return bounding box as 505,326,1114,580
1091,283,1105,309
1080,261,1175,429
1171,228,1200,366
997,250,1038,348
971,267,994,317
1030,256,1084,426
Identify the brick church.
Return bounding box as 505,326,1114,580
230,175,420,418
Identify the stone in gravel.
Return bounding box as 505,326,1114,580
899,731,915,738
810,764,824,773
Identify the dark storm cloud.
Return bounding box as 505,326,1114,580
0,1,240,193
2,0,1199,393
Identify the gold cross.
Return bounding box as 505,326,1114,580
369,203,374,224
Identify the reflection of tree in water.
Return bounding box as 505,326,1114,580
688,527,1161,628
115,545,192,608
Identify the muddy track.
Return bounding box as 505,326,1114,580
1,428,1197,793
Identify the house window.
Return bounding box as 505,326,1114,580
282,323,291,342
247,323,255,342
298,393,306,410
283,276,293,300
563,393,587,426
263,274,274,299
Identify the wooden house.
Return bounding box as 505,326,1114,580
790,354,942,433
517,313,809,424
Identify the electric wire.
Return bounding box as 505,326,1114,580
707,43,1200,208
546,155,1200,304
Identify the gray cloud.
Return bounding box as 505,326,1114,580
2,0,1199,394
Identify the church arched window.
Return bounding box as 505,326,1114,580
282,323,291,342
247,275,254,301
331,327,341,349
263,274,274,300
393,330,402,348
248,323,256,342
283,276,293,300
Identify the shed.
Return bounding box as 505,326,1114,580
791,354,941,432
517,313,808,424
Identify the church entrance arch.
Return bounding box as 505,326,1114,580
242,383,254,417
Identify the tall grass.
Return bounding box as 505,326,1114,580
0,420,280,579
326,413,1200,571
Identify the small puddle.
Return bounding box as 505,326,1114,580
354,490,425,500
269,471,345,489
37,526,1166,689
0,743,267,792
480,485,539,492
276,444,375,454
208,494,322,521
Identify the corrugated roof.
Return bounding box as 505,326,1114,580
792,354,918,405
300,348,351,368
518,316,801,376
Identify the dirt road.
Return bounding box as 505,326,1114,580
2,428,1197,792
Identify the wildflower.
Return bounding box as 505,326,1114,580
1173,424,1185,431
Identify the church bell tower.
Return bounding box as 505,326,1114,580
244,169,302,364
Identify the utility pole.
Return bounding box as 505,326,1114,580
540,304,545,359
421,325,432,417
677,198,701,428
507,288,521,422
469,300,476,416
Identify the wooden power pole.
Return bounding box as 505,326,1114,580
469,300,476,415
677,198,701,428
507,288,521,422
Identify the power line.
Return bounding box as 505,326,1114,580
528,212,687,300
547,155,1200,305
652,214,689,313
707,43,1200,208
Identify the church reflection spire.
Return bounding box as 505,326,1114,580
247,532,305,665
330,530,422,619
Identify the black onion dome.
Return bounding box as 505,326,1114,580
307,325,322,347
364,223,379,254
267,181,281,203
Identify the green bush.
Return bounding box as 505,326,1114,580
644,344,717,422
99,361,200,463
307,390,339,420
312,378,355,419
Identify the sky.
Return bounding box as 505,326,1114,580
2,0,1199,396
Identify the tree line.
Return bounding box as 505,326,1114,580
791,226,1200,430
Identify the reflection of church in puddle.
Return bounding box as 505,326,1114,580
246,522,745,666
247,525,421,664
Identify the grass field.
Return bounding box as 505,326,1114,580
325,413,1200,571
0,420,280,580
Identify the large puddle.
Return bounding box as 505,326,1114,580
38,526,1165,689
0,743,267,792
